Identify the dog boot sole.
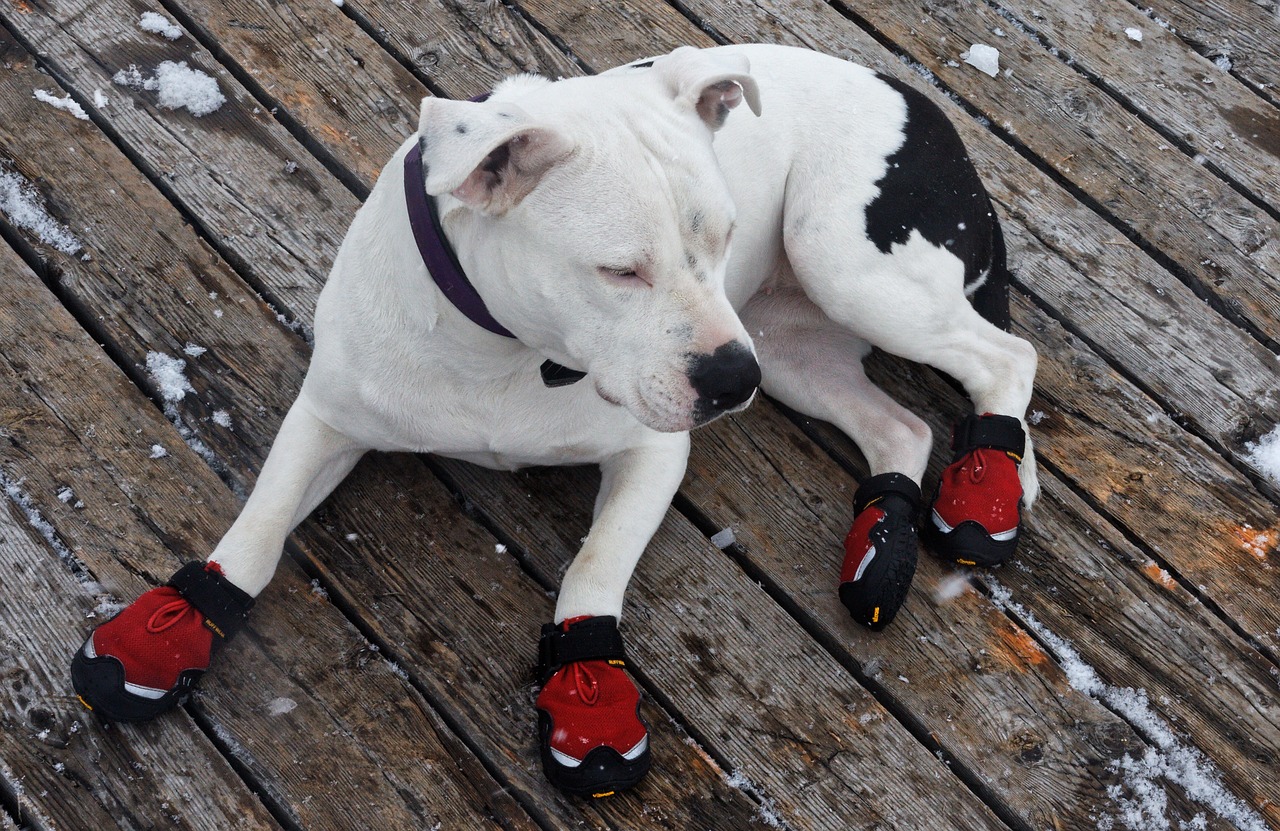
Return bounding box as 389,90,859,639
926,518,1017,568
538,713,652,798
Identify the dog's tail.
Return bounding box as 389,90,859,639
968,211,1012,332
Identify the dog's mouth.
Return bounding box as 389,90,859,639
593,381,622,407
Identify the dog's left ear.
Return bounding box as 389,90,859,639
418,96,575,215
658,46,762,130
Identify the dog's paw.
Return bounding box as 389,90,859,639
839,472,921,630
926,413,1026,567
535,616,650,797
71,562,253,722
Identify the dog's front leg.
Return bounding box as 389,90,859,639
208,399,367,596
72,397,366,721
557,431,691,622
534,430,689,797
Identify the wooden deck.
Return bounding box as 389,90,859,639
1,0,1278,828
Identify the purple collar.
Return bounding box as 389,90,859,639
403,128,585,387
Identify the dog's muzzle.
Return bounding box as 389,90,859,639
688,341,761,424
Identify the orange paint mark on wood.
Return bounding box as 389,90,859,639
1142,561,1177,589
1231,524,1277,562
994,624,1048,671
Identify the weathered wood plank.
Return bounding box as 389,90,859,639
1,0,356,324
0,22,770,828
341,0,581,98
989,0,1280,216
153,0,424,187
1138,0,1280,107
0,250,283,831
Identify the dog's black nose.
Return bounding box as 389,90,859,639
689,341,761,420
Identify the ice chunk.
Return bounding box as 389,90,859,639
710,527,736,549
266,697,297,716
963,44,1000,77
1125,27,1143,41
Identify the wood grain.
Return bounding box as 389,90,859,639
1138,0,1280,107
0,244,283,831
990,0,1280,215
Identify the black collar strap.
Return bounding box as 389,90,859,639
404,109,586,387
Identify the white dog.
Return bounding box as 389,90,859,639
73,44,1038,798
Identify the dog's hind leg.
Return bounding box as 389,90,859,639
786,232,1038,568
740,285,928,630
71,398,366,722
534,431,689,797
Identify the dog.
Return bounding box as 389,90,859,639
72,44,1038,798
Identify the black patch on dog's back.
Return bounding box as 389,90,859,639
864,74,1008,327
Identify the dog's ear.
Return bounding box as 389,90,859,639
657,46,762,130
417,97,575,215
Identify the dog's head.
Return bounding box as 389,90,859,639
415,47,762,433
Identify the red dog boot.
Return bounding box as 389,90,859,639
927,412,1026,567
71,561,253,721
839,472,921,631
535,615,650,798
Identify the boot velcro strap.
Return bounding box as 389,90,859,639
167,562,255,640
854,472,922,514
952,413,1025,460
537,616,627,684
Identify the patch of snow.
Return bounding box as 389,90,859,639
153,61,226,117
1027,410,1047,425
146,351,195,404
309,578,328,599
0,168,83,255
331,0,345,6
138,11,183,40
56,486,75,504
710,527,736,549
1244,426,1280,486
345,532,359,542
963,44,1000,77
1,472,113,614
724,769,784,827
988,579,1268,831
494,542,507,554
265,697,297,716
93,88,109,108
33,89,88,120
1125,27,1144,42
1214,54,1233,72
386,661,408,681
149,444,169,459
211,409,232,428
113,61,226,117
183,343,207,357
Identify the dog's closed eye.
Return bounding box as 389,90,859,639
598,266,652,286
